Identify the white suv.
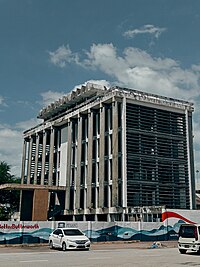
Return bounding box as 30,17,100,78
49,227,91,251
178,224,200,254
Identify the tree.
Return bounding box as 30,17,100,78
0,161,20,220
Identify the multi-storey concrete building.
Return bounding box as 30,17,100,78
20,83,196,221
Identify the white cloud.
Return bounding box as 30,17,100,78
49,42,200,114
40,90,66,106
0,126,23,177
82,43,200,100
0,95,8,108
48,43,199,102
0,96,3,105
191,64,200,72
48,45,79,68
0,119,40,177
123,47,177,70
15,118,42,131
84,43,128,79
194,120,200,174
49,42,200,173
124,24,167,39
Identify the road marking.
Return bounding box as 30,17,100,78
19,260,48,263
0,251,58,256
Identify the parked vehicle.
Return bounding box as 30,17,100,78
49,227,90,251
178,224,200,254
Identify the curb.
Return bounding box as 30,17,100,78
0,240,178,249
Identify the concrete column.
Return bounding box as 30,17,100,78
21,139,27,184
99,105,105,208
55,129,60,187
48,127,55,186
41,130,47,185
75,115,82,210
87,111,93,208
186,109,196,209
121,96,127,208
27,136,33,184
65,120,72,210
34,133,40,184
112,100,118,207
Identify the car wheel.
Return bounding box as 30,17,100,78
49,241,54,249
62,242,67,251
196,249,200,255
179,249,186,254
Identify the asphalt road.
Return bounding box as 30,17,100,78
0,243,199,267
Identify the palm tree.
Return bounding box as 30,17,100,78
0,161,13,184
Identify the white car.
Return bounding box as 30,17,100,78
49,227,91,251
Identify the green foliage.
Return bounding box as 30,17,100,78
0,161,20,220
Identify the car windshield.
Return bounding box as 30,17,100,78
179,225,196,238
63,229,84,236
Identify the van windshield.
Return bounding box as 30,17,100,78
179,225,196,238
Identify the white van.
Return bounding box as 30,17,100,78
178,224,200,254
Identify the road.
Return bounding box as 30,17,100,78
0,244,199,267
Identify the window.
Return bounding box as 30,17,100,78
63,229,84,236
179,225,197,238
53,229,62,235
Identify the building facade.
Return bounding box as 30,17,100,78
20,83,196,221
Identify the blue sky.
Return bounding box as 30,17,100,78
0,0,200,178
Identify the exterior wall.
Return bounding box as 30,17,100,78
20,191,33,221
126,102,190,209
20,84,195,221
59,126,68,186
0,220,165,244
32,189,48,221
3,208,200,244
